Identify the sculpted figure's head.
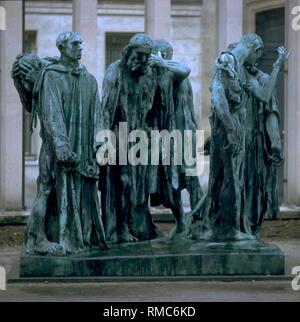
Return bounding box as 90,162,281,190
240,33,264,65
153,39,173,60
56,31,83,62
122,33,154,75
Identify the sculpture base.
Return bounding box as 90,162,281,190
20,237,284,277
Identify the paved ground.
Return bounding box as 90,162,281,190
0,280,299,302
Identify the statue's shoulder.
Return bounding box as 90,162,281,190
106,60,121,75
79,65,98,85
32,61,62,94
42,62,66,77
179,77,192,89
103,60,121,86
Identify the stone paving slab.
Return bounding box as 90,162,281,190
0,280,299,302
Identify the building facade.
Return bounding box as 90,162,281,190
0,0,300,211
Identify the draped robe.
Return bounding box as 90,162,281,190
30,62,107,253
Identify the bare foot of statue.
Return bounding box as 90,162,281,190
34,240,66,256
118,231,139,243
25,235,36,254
209,228,255,242
230,230,255,241
170,220,186,238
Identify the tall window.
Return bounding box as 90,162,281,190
105,33,137,68
24,30,37,159
24,30,37,54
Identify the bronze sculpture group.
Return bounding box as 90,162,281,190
12,31,289,256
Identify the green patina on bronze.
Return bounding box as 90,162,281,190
187,34,288,242
12,32,286,277
12,32,107,256
99,34,202,243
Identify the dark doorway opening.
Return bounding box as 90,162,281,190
105,32,138,68
256,7,285,203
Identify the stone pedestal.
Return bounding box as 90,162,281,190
20,238,284,277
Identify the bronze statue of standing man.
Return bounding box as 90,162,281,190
12,32,107,255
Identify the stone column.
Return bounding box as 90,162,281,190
0,1,23,210
217,0,243,52
285,0,300,205
201,0,218,135
73,0,98,78
145,0,171,41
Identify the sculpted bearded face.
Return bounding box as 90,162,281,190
153,39,173,60
126,47,151,75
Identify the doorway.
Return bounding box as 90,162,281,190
105,32,137,68
255,7,285,203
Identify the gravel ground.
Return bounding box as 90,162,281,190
0,225,25,248
1,219,300,248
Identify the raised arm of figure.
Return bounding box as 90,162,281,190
148,53,191,80
245,46,289,103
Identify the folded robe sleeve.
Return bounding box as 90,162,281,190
38,70,71,156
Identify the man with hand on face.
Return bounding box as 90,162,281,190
147,39,203,237
99,34,201,243
12,31,107,255
98,34,161,243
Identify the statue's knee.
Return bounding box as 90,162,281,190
32,186,51,214
120,174,130,188
39,180,52,195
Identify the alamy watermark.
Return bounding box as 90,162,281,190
0,266,6,291
0,6,6,31
292,266,300,291
292,6,300,31
96,122,205,177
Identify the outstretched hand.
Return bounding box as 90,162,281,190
276,46,290,65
